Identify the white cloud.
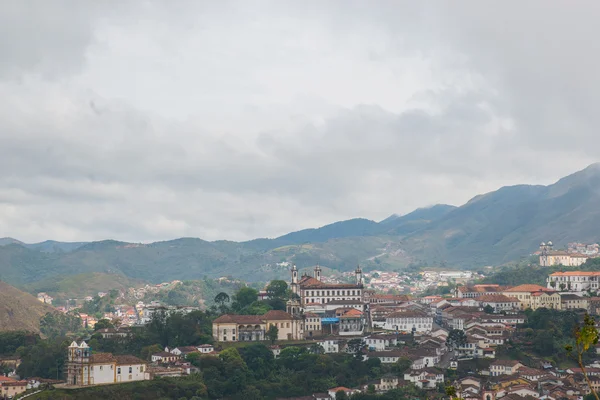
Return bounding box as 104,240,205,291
0,1,597,242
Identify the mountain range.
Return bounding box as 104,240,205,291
2,163,600,288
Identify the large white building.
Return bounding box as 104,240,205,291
290,265,365,306
547,271,600,293
66,342,148,386
384,311,433,333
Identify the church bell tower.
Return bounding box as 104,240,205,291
314,264,322,281
291,264,299,295
355,265,363,286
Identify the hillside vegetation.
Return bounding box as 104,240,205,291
1,164,600,285
0,281,55,333
22,272,148,300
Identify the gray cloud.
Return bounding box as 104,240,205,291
0,1,598,243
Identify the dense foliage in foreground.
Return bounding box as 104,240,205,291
27,345,429,400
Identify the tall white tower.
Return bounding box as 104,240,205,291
355,265,363,285
291,264,299,295
314,264,322,281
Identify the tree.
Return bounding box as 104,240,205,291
141,344,163,361
565,314,600,400
309,343,325,354
446,385,458,400
347,338,366,357
268,325,279,344
335,390,348,400
266,280,288,299
483,305,494,314
40,312,82,339
233,287,258,311
94,319,114,331
446,329,467,351
393,356,412,374
214,292,230,306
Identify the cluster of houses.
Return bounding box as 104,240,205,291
65,341,219,386
11,266,600,398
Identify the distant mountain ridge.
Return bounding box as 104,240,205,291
1,164,600,286
0,238,87,253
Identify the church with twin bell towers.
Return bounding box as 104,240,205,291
287,264,364,315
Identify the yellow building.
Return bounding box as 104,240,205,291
540,251,588,267
263,310,304,341
212,310,303,342
502,284,561,310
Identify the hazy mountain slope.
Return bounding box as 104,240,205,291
0,238,88,253
26,240,88,253
0,280,55,333
402,163,600,265
276,218,379,243
0,237,23,246
380,204,457,235
1,164,600,283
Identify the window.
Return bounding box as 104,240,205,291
286,322,290,328
118,367,121,374
129,367,132,374
140,366,144,372
99,366,103,371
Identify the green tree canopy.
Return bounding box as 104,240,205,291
233,287,259,311
446,329,467,350
266,280,288,299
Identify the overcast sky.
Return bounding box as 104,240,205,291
1,1,599,243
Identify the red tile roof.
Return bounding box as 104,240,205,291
212,314,265,324
90,353,116,364
115,355,146,365
504,284,552,293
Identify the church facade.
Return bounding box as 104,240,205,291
290,265,365,307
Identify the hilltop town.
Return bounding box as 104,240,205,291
4,242,600,399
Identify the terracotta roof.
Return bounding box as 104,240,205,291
550,271,600,276
328,386,351,392
342,308,363,317
477,294,520,303
213,314,265,324
153,351,175,357
300,276,362,289
372,294,410,301
2,380,27,387
531,291,558,296
115,355,146,365
0,376,16,382
459,285,504,293
504,284,552,293
90,353,116,364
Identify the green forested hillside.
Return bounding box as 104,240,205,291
2,164,600,286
